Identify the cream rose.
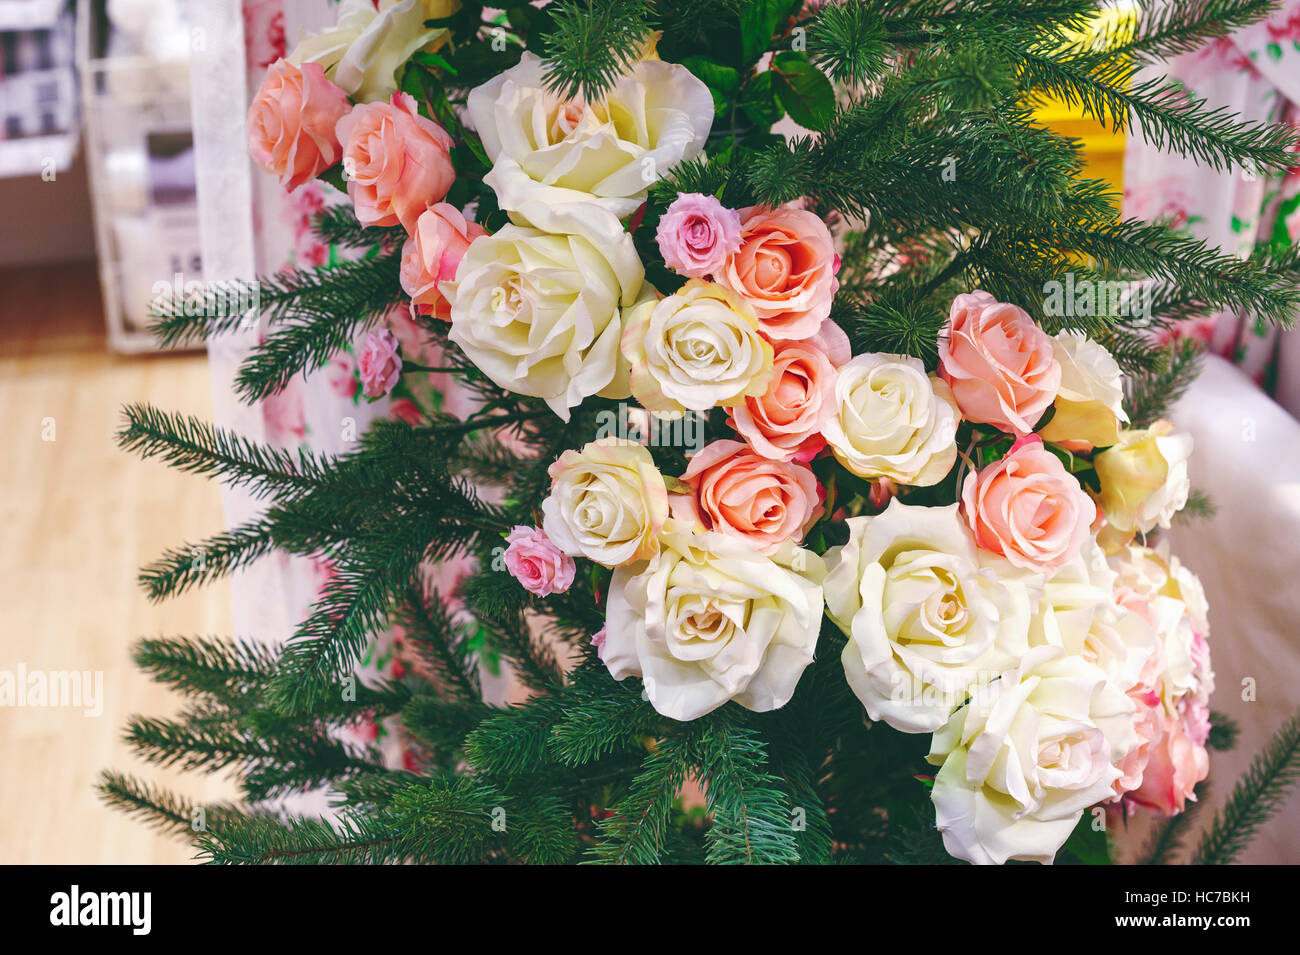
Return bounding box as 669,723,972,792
602,521,825,721
541,438,669,567
443,210,644,420
822,353,960,486
622,280,773,415
927,646,1137,865
1037,331,1130,450
467,52,713,234
289,0,457,103
1094,423,1193,538
823,500,1036,733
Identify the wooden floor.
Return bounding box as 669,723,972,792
0,262,235,864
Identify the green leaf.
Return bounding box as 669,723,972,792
681,56,741,118
739,70,785,126
318,164,348,194
739,0,800,68
770,53,836,132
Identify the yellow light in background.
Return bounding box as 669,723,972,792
1031,2,1138,195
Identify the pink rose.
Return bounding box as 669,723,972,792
670,439,822,553
358,327,402,398
961,435,1096,573
656,193,742,278
939,290,1061,435
718,204,837,340
1125,708,1209,816
503,526,576,597
335,92,455,233
400,203,487,320
728,320,848,462
247,59,352,191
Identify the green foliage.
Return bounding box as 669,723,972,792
540,0,653,99
1125,337,1205,428
107,0,1300,866
1193,707,1300,865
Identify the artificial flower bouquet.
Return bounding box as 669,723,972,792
116,1,1300,866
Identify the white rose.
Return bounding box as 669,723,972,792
1030,537,1157,694
541,438,669,567
467,52,714,233
1038,331,1129,448
823,500,1035,733
622,280,773,415
443,210,644,420
927,646,1137,865
289,0,457,103
1093,423,1193,538
603,521,824,721
822,353,959,486
1138,431,1192,532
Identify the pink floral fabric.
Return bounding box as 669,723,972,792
230,0,489,775
1123,1,1300,415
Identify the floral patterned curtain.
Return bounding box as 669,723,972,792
1122,1,1300,415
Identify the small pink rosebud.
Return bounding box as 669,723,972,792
358,327,402,398
503,526,576,597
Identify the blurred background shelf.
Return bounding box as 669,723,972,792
0,0,64,31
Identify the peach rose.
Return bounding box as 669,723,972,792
961,435,1096,573
728,320,849,462
939,290,1061,435
400,203,487,320
248,59,352,191
336,91,455,232
670,440,822,554
717,204,837,340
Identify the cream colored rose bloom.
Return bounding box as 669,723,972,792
822,353,959,486
602,521,824,721
541,438,669,567
467,52,714,233
823,500,1035,733
1093,422,1193,539
289,0,457,103
622,280,773,415
927,646,1138,865
1029,537,1157,694
443,210,644,420
1037,331,1129,449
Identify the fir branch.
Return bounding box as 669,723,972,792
118,403,330,499
1173,488,1218,524
1125,337,1205,428
1008,43,1299,174
138,520,277,602
591,734,694,865
97,771,239,840
312,206,407,251
541,0,653,100
1192,707,1300,865
1209,710,1241,752
697,714,800,865
233,251,404,401
1073,0,1278,65
151,251,403,352
133,635,279,699
394,582,481,703
807,2,888,88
